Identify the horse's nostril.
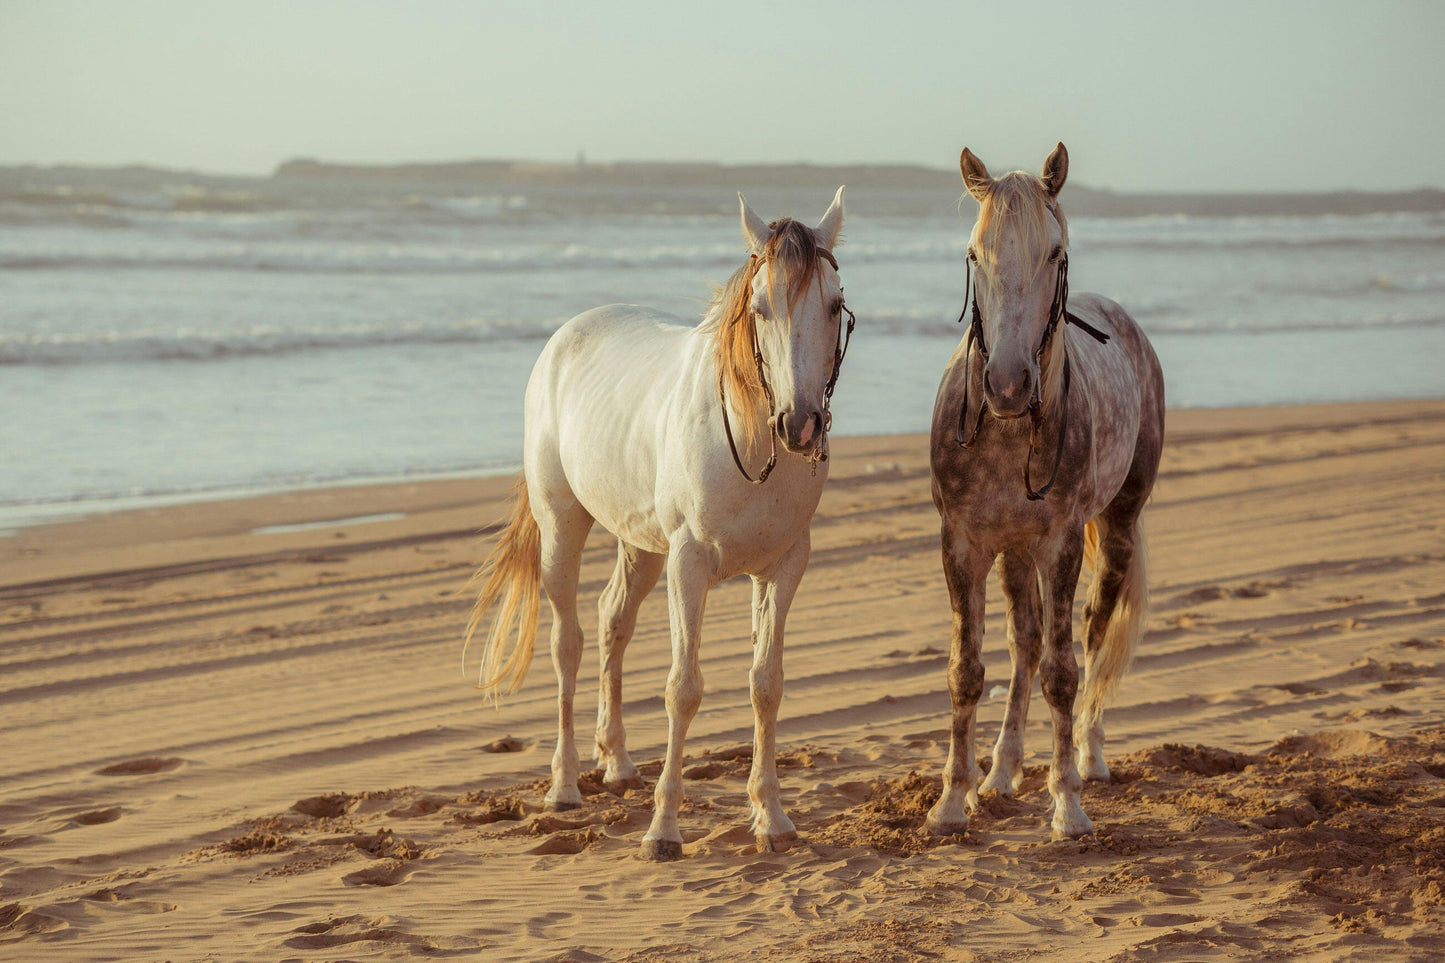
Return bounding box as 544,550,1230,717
985,367,1030,401
798,411,820,447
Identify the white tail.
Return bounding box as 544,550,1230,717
1077,516,1148,729
462,476,542,701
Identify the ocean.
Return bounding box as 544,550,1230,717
2,166,1442,528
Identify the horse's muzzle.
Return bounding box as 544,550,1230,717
983,364,1033,419
774,408,823,455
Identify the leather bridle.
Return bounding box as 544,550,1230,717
954,251,1111,500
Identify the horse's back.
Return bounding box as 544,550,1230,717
1066,293,1165,513
524,304,700,552
529,303,693,422
1067,294,1162,395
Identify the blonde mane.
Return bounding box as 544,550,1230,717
974,172,1071,407
704,218,824,452
974,171,1069,271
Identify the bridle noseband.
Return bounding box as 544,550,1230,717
719,247,855,485
955,250,1111,500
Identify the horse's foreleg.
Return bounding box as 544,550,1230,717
594,542,665,793
747,533,808,854
1038,528,1093,839
981,550,1042,797
640,540,712,861
538,504,595,812
926,527,988,837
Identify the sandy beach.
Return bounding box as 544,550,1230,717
2,399,1444,961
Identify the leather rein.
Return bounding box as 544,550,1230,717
955,251,1112,500
719,247,856,485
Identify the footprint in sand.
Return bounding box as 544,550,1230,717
1177,585,1228,605
481,737,525,753
83,888,126,903
0,902,69,941
94,757,184,777
386,796,448,818
525,830,597,856
71,807,123,826
292,794,357,819
285,914,432,949
342,859,414,887
79,887,177,914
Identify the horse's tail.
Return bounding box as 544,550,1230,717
463,475,542,701
1078,516,1149,729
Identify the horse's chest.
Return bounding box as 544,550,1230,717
933,441,1070,546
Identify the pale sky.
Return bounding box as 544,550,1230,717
2,0,1441,192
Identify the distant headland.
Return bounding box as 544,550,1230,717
273,157,1445,217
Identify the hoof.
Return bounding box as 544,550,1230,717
1051,811,1095,840
925,817,969,838
604,775,645,795
756,830,798,854
978,773,1016,797
544,799,582,812
640,838,684,861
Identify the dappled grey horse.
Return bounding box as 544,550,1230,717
927,143,1164,839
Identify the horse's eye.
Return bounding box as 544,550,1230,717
967,250,978,264
830,299,842,316
1049,247,1063,262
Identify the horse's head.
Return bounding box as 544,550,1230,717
960,143,1070,419
729,187,846,455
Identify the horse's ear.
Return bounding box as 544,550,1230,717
1041,142,1069,197
739,192,770,254
960,148,992,201
815,185,845,249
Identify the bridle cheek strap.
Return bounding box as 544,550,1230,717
720,248,853,485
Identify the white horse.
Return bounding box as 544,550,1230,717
466,189,850,860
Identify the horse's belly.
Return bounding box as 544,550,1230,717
572,470,670,554
555,393,671,554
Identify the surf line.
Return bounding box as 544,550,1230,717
250,512,406,536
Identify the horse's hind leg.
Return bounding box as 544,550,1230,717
1079,383,1162,781
980,549,1042,797
747,533,809,854
1078,509,1146,782
594,541,664,793
925,526,989,837
1038,527,1093,839
536,496,595,811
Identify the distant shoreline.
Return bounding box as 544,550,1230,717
4,158,1443,217
272,158,1445,217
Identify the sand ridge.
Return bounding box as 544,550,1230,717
1,400,1444,960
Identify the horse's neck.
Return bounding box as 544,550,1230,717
698,322,772,439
